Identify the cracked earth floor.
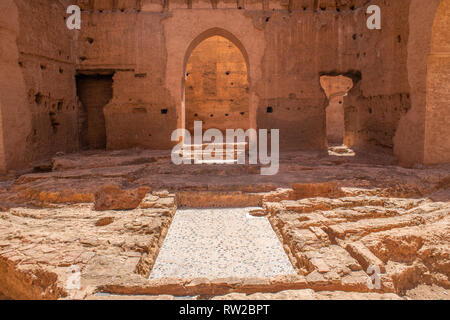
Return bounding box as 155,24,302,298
0,149,448,300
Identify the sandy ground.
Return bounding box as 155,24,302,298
405,284,449,300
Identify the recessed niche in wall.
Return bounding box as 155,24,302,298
35,92,43,105
76,74,113,150
185,35,249,134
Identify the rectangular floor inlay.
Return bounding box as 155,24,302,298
149,208,296,279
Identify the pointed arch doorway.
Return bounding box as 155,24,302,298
181,28,251,136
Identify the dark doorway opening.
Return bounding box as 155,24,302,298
76,74,113,149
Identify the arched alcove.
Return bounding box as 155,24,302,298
181,28,252,134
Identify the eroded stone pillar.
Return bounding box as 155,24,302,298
320,75,354,146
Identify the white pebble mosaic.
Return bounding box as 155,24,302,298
149,208,296,279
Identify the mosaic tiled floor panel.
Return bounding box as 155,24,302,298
149,208,296,279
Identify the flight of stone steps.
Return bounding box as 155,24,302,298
177,142,248,164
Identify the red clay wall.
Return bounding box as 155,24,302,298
424,0,450,164
0,0,447,171
0,0,80,173
393,0,439,166
77,0,415,152
14,0,80,162
0,0,32,173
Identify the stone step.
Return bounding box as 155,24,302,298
180,149,245,155
180,151,245,157
181,142,248,150
189,159,239,164
180,154,245,161
177,142,248,161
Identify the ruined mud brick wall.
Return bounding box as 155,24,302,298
15,0,80,159
394,0,449,166
75,0,414,152
329,0,411,151
423,0,450,164
0,0,79,173
0,0,448,172
76,2,176,150
0,0,32,173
